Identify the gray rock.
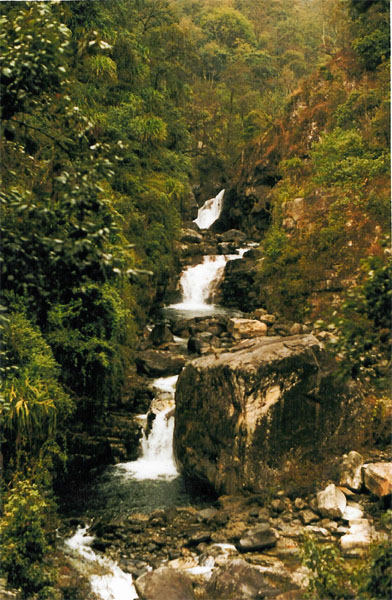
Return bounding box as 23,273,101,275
339,451,364,491
236,523,278,552
135,567,195,600
299,510,319,525
136,350,185,377
198,507,218,522
206,558,277,599
317,484,346,519
341,501,364,521
219,229,247,243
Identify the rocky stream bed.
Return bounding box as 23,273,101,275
50,194,392,600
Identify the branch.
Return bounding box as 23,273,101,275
9,118,73,157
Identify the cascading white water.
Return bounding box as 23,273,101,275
169,249,247,312
64,527,138,600
194,189,224,229
117,375,179,480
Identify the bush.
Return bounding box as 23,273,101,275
301,534,355,599
0,478,60,600
46,284,131,414
328,253,391,383
1,311,73,470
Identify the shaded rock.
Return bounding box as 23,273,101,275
149,323,174,346
219,229,247,243
317,484,346,519
180,228,203,244
236,523,278,552
206,559,277,599
299,510,319,525
220,255,259,312
136,350,185,377
228,317,267,339
198,508,218,522
339,451,364,491
135,567,195,600
362,462,392,498
187,333,212,355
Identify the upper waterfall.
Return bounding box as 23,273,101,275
194,189,224,229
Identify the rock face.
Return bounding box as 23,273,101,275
174,334,352,494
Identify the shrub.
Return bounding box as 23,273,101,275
1,311,73,471
0,478,60,599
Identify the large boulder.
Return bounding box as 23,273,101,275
135,567,195,600
174,334,354,494
362,462,392,498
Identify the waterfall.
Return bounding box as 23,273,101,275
194,189,224,229
169,249,247,312
117,375,179,480
64,527,138,600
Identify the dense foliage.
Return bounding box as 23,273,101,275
0,0,390,597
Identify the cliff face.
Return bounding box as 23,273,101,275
174,334,354,494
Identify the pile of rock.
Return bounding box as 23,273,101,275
71,450,390,599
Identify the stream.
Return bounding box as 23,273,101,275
63,190,254,598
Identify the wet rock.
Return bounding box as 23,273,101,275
362,462,392,498
180,229,204,244
136,350,185,377
206,558,277,599
236,523,278,552
317,484,346,519
135,567,195,600
339,451,364,491
228,317,267,339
